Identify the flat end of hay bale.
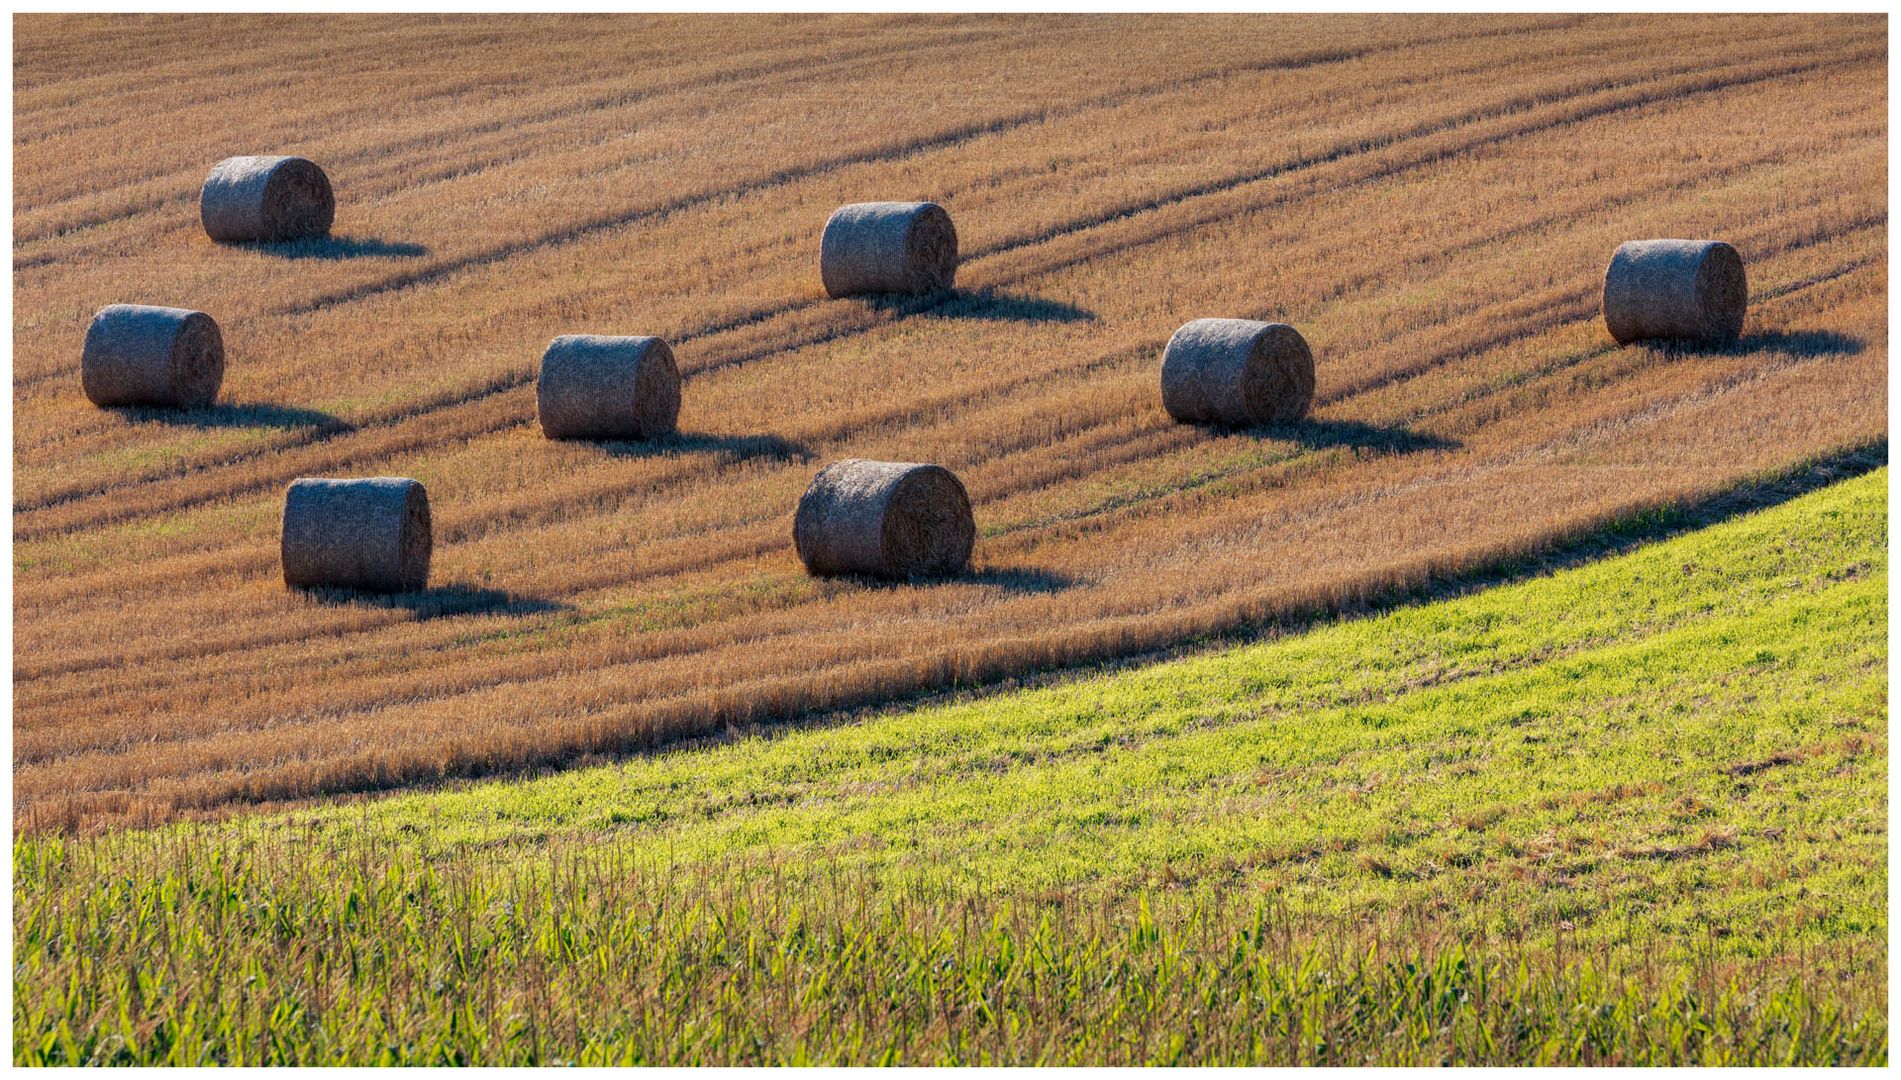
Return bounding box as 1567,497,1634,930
1603,239,1747,345
794,459,974,579
1161,318,1314,426
820,201,958,298
200,155,335,243
536,335,681,440
80,304,224,409
282,476,431,594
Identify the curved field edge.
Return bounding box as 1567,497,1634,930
14,468,1887,1065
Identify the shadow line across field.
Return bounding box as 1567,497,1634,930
1690,329,1864,358
113,402,353,433
299,584,574,621
826,565,1081,594
584,431,815,463
244,235,430,260
858,289,1096,324
1244,418,1458,454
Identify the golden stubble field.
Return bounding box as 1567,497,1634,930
13,14,1887,830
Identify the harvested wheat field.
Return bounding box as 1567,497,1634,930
13,13,1887,832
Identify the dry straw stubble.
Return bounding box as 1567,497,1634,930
1160,318,1315,426
79,303,224,409
199,155,336,243
281,477,432,594
820,201,958,297
535,335,682,440
1602,239,1748,344
794,459,975,579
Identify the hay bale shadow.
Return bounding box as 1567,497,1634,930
588,431,813,463
857,288,1094,324
819,565,1078,593
296,584,571,621
241,235,429,260
933,289,1095,323
113,402,351,432
962,566,1079,593
1667,329,1865,358
1243,418,1459,454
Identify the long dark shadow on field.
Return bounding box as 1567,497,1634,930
241,235,430,260
586,432,814,464
1680,329,1865,359
859,289,1095,324
822,566,1079,594
964,566,1081,593
301,584,573,621
116,403,353,433
1246,418,1459,454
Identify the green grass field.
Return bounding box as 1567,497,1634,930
14,467,1887,1065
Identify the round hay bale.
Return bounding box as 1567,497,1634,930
199,155,335,243
80,303,224,409
820,201,957,297
1160,318,1315,426
536,335,681,440
281,477,431,594
793,459,974,579
1602,239,1747,345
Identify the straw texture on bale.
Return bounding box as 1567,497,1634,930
281,477,431,594
80,304,224,409
536,335,681,440
199,155,335,243
1602,239,1747,344
1160,318,1315,426
793,459,975,579
820,201,958,297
